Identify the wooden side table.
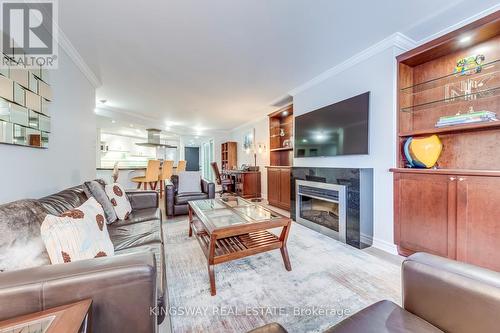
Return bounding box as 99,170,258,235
0,299,92,333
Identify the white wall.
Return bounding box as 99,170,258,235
293,46,401,254
0,48,96,203
228,117,270,199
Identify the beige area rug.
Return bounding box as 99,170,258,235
164,219,401,333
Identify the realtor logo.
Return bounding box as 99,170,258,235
0,0,58,68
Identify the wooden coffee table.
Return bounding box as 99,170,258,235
188,197,292,296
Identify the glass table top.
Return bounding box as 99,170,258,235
190,197,283,229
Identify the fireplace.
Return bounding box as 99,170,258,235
296,180,347,243
292,167,373,249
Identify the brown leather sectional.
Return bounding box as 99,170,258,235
249,252,500,333
0,183,165,332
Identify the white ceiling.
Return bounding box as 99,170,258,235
59,0,497,133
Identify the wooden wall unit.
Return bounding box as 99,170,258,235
266,105,293,210
391,11,500,272
221,141,237,171
227,170,261,199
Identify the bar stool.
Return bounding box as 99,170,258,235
158,160,174,197
176,160,187,173
131,160,161,190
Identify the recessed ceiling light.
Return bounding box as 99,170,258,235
282,111,289,116
129,124,134,128
459,35,472,44
111,120,116,124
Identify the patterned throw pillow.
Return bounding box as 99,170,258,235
83,180,118,224
41,197,115,264
105,183,132,220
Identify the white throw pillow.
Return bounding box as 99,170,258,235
177,171,202,194
41,197,115,264
105,183,132,220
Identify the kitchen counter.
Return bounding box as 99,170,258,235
96,166,177,189
96,167,147,170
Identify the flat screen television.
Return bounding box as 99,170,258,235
294,92,369,157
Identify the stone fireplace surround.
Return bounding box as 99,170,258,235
291,167,373,249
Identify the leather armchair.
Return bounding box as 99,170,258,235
165,175,215,217
0,252,157,333
249,252,500,333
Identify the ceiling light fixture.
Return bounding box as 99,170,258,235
99,99,107,104
111,120,116,124
282,110,289,116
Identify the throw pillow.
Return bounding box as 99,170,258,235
177,171,202,194
41,197,115,264
83,180,118,224
105,183,132,220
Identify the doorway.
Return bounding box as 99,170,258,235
202,140,215,181
184,147,200,171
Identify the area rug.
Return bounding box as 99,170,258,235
164,219,401,333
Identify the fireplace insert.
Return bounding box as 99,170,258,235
295,180,347,243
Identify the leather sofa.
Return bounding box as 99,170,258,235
249,252,500,333
165,175,215,216
0,182,165,333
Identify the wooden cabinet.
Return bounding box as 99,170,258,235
395,172,500,271
395,173,456,258
226,171,261,199
267,167,291,210
456,176,500,271
392,13,500,272
267,168,280,205
267,105,293,211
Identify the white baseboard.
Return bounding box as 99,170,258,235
371,238,398,255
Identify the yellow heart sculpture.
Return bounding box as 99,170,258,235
409,135,443,168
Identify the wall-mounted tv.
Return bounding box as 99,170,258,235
294,92,369,158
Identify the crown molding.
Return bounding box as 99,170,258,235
57,28,101,88
288,32,417,96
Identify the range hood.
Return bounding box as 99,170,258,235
135,128,177,148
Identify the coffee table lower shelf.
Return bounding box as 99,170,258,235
189,218,292,296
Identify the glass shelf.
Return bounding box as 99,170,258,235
400,86,500,112
401,59,500,94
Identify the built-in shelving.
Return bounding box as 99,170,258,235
269,147,293,152
398,120,500,136
401,59,500,93
391,11,500,271
390,167,500,177
221,141,237,171
267,104,293,210
400,86,500,112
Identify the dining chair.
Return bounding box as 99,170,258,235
131,160,161,190
158,160,174,197
176,160,187,173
